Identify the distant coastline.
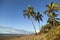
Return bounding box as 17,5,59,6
0,34,26,36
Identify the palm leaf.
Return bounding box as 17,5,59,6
46,5,50,8
51,2,53,6
55,18,60,20
39,14,43,21
40,17,43,21
53,3,60,7
23,10,27,12
44,10,48,14
54,7,60,10
52,12,58,17
34,12,43,22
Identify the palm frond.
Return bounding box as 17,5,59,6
40,14,43,17
23,10,27,12
55,18,60,20
51,2,53,6
52,12,58,17
53,3,60,7
54,7,60,10
34,12,43,22
23,13,27,18
40,18,43,21
47,18,50,23
44,10,48,14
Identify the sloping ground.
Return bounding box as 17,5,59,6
12,34,47,40
46,25,60,40
0,36,20,40
0,34,47,40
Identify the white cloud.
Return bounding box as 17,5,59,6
0,26,33,34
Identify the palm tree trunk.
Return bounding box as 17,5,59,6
52,18,55,27
31,18,37,35
53,20,55,27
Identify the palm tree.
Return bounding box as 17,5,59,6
34,12,43,31
47,12,60,26
44,2,60,27
23,5,37,35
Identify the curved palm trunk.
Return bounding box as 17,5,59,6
52,18,55,27
53,20,55,27
52,21,54,27
31,18,37,35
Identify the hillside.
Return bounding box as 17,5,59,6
46,25,60,40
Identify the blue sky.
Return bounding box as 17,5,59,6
0,0,60,32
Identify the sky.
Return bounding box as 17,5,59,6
0,0,60,33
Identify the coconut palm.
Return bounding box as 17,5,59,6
34,12,43,31
47,12,60,27
44,2,60,27
23,5,37,35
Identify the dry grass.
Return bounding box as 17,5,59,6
0,34,47,40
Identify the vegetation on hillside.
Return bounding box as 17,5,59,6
46,25,60,40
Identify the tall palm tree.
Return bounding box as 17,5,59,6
23,5,37,35
44,2,60,27
34,12,43,31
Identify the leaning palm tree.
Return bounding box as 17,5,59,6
44,2,60,27
47,12,60,27
23,5,37,35
34,12,43,31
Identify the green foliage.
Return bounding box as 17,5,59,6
40,24,52,34
34,12,43,22
46,25,60,40
44,2,60,27
23,5,35,19
39,20,60,34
